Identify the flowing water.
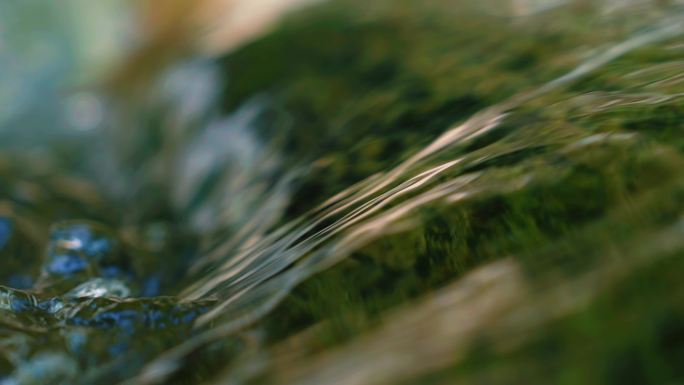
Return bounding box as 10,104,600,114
1,0,684,384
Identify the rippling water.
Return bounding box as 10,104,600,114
1,0,684,384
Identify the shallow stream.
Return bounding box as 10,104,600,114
1,1,684,384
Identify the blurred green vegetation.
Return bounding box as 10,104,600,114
214,0,684,383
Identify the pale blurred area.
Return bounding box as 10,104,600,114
0,1,131,142
0,0,318,147
189,0,323,54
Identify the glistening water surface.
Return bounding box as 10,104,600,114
1,0,684,384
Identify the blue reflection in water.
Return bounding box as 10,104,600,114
108,342,129,357
46,253,89,276
141,275,161,297
50,224,113,260
68,304,208,334
0,217,12,250
8,274,33,289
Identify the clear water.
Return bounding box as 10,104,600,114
1,0,684,384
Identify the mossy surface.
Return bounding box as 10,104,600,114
212,0,684,383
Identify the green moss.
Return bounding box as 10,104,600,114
219,0,633,218
447,254,684,385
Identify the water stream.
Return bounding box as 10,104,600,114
1,0,684,384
